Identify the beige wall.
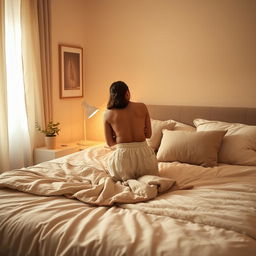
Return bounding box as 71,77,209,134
51,0,88,143
51,0,256,142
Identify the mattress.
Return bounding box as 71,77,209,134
0,145,256,256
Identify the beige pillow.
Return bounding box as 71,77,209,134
194,118,256,166
172,120,196,132
147,119,176,150
157,129,226,167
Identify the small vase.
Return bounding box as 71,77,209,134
45,136,57,149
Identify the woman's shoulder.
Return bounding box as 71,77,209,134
130,101,146,108
103,109,113,119
129,102,148,113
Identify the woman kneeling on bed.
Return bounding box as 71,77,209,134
104,81,159,181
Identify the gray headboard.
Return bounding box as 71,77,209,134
147,105,256,126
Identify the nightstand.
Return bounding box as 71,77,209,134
34,143,79,164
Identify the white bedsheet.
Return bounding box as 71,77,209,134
0,146,256,256
0,147,175,205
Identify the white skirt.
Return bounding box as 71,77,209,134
107,141,159,181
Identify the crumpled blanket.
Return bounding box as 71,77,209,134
0,146,175,206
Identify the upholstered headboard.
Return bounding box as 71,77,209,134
147,105,256,126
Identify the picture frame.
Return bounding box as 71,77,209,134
59,44,83,98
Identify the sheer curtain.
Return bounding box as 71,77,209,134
21,0,46,149
0,0,50,172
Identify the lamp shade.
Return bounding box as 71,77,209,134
82,101,99,119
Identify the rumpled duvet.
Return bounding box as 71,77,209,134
0,146,256,256
0,146,175,206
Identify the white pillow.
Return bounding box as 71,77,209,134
194,118,256,166
147,119,176,151
172,120,196,132
157,129,226,167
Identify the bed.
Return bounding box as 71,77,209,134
0,105,256,256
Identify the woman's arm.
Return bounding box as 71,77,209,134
144,105,152,138
103,111,116,147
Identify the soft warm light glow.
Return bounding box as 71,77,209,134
4,0,31,168
86,104,106,141
5,0,28,135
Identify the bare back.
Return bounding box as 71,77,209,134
104,102,152,146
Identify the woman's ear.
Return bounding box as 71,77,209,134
125,90,130,100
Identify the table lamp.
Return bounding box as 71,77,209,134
78,101,99,147
82,101,99,119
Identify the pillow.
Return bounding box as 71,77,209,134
157,129,226,167
194,118,256,166
147,119,176,150
172,120,196,132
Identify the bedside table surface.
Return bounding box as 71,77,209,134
34,144,79,164
35,144,78,151
34,141,105,164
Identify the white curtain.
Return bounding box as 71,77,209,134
0,0,47,172
21,0,45,149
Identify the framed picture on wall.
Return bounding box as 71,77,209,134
59,44,83,98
